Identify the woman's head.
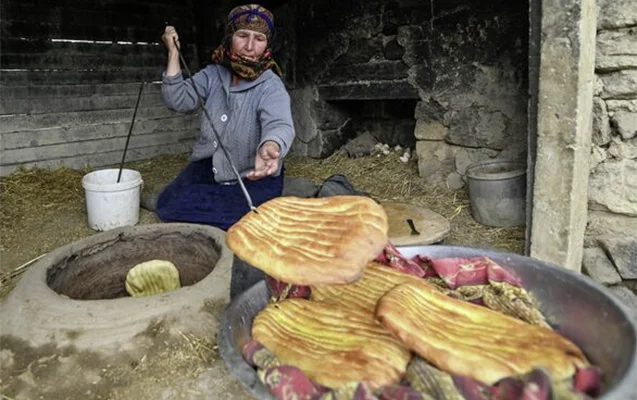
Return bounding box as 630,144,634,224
230,29,268,61
227,4,274,35
211,4,282,80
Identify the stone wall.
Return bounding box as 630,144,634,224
584,0,637,309
412,22,529,188
288,0,529,181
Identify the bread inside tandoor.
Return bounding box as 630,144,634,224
226,196,389,286
252,298,412,389
376,281,590,385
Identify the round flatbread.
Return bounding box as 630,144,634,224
226,196,389,286
252,298,411,389
125,259,181,297
376,281,590,384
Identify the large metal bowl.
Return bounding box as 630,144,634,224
218,245,637,399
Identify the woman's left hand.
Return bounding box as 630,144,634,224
246,141,280,181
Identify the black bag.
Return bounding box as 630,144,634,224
315,174,373,199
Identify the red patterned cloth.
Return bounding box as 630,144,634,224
452,369,553,400
251,243,602,400
244,340,601,400
350,383,380,400
265,275,311,302
573,367,602,397
376,385,425,400
424,256,522,289
260,365,329,399
374,242,431,277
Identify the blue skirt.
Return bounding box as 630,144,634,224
156,157,284,231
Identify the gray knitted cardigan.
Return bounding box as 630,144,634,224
161,64,295,183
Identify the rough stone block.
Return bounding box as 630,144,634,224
411,63,437,91
586,210,637,241
581,247,622,285
592,97,611,146
445,106,508,150
454,147,499,175
415,140,499,184
589,145,608,171
599,236,637,279
597,0,637,29
589,159,637,216
624,279,637,293
607,99,637,113
446,172,465,190
415,140,457,184
596,28,637,72
611,111,637,140
599,70,637,100
608,285,637,322
414,120,447,140
608,137,637,160
414,99,446,122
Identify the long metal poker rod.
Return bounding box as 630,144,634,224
171,36,258,213
117,81,145,183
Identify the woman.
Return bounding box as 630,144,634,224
159,4,295,298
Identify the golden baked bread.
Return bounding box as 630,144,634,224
376,281,590,384
311,261,431,313
252,298,412,389
125,259,181,297
226,196,389,286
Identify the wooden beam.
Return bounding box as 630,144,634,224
0,68,166,86
1,129,196,165
0,106,186,133
0,142,194,177
1,115,199,150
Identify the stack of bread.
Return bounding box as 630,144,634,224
226,195,590,390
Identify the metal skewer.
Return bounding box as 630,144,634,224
117,81,144,183
170,34,258,213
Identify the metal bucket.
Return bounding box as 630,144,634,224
218,245,637,400
466,159,526,227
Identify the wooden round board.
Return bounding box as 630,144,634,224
381,201,450,246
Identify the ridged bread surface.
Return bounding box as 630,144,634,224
376,281,590,385
252,298,412,389
226,196,389,285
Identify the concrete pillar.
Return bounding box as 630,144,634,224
526,0,597,271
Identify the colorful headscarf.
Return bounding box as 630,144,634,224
210,4,283,80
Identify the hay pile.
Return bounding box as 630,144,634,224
0,151,525,299
284,151,526,254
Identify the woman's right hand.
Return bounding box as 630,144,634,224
162,26,180,53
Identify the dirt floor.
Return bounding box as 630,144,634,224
0,150,526,400
0,151,525,277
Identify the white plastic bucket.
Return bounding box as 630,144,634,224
82,168,143,231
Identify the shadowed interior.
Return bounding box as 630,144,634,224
47,231,221,300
